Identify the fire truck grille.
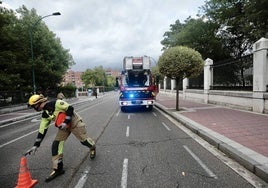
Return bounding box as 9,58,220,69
120,90,152,99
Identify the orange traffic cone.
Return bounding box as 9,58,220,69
15,156,38,188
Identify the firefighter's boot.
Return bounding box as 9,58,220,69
90,145,96,159
45,169,65,182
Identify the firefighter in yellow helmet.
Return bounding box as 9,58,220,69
26,94,96,182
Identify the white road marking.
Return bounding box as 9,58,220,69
121,158,128,188
183,145,217,179
162,122,171,131
31,118,40,122
0,101,103,148
128,114,130,119
156,108,267,187
0,113,41,128
0,94,119,165
116,109,120,116
126,126,130,137
153,112,157,117
0,130,38,148
74,166,91,188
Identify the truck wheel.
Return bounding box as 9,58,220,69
147,105,153,111
121,106,127,112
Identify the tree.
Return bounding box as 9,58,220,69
161,17,231,61
0,7,25,91
161,20,184,50
81,69,97,88
151,66,164,87
93,66,107,86
106,75,116,87
160,17,232,87
0,5,74,94
202,0,268,86
161,1,268,89
81,66,107,89
16,6,74,91
158,46,204,110
202,0,268,44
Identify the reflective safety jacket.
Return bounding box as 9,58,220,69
33,99,82,147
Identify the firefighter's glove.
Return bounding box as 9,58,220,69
59,122,67,130
25,146,37,156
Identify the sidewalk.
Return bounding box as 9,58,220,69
155,92,268,183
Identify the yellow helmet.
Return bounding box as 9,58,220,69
28,94,47,106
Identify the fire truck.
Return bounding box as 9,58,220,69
118,56,158,111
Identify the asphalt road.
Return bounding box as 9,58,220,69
0,92,259,188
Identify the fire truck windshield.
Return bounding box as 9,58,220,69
122,70,150,87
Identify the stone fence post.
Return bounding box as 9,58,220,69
204,58,213,103
163,76,167,92
183,78,189,99
253,37,268,113
171,79,176,93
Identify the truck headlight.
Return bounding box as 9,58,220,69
121,101,128,106
147,101,153,105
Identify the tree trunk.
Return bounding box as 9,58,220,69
175,77,180,111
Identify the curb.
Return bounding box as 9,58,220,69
0,105,28,115
0,112,42,126
0,96,97,126
155,103,268,183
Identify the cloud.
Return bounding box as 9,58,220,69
4,0,205,71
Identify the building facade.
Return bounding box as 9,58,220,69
62,69,120,88
62,70,84,88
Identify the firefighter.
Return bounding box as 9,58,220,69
26,94,96,182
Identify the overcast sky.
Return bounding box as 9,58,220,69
3,0,205,71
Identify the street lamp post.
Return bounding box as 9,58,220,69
29,12,61,93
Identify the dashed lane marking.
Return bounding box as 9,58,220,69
162,122,171,131
183,145,218,179
126,126,129,137
74,166,91,188
156,107,267,187
116,109,120,117
121,158,128,188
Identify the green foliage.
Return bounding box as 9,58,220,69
201,0,267,86
151,66,164,84
161,20,185,50
59,83,76,98
202,0,268,55
161,18,227,61
158,46,204,111
81,66,107,88
81,69,96,88
158,46,204,80
0,7,25,91
106,75,116,87
0,5,74,93
93,66,107,86
161,0,267,88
